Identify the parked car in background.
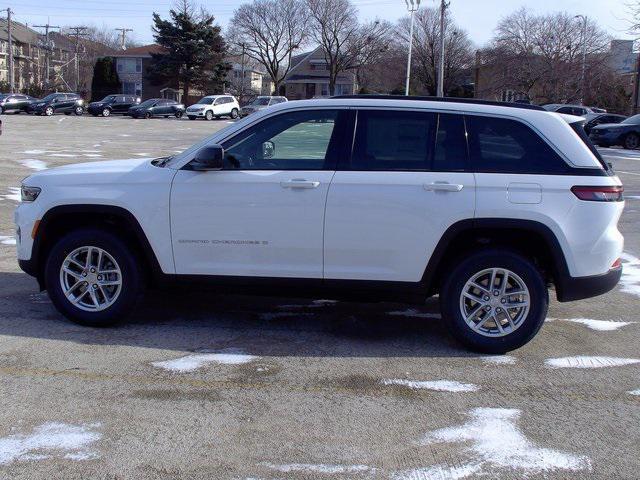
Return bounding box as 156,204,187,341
590,114,640,149
240,96,288,117
88,95,140,117
583,113,627,135
127,99,185,119
0,94,37,114
186,95,240,120
542,104,595,116
27,93,84,116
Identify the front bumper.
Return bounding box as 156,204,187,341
556,266,622,302
186,110,206,117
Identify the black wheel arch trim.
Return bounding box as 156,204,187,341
25,204,163,288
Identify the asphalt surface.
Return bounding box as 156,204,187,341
0,114,639,479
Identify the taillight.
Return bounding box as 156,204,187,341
611,258,622,269
571,185,624,202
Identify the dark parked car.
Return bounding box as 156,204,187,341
87,95,140,117
127,98,185,119
583,113,626,135
590,114,640,149
0,94,37,114
28,93,84,116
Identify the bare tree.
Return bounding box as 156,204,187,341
230,0,307,95
350,20,395,92
397,7,474,95
479,8,611,103
305,0,359,95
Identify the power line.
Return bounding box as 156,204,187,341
33,21,61,86
68,26,88,91
115,27,133,50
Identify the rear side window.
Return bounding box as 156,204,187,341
466,115,569,174
434,114,467,171
351,110,436,171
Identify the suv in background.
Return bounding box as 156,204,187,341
127,99,185,119
28,93,85,116
88,95,140,117
0,94,37,114
542,104,598,116
240,96,288,117
186,95,240,120
15,97,624,353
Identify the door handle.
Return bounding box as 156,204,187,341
423,182,464,192
280,179,320,189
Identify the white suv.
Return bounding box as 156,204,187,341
14,97,624,352
186,95,240,120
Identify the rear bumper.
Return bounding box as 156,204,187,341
556,266,622,302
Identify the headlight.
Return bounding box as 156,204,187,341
21,185,41,202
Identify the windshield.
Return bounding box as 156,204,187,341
622,115,640,124
138,99,156,107
251,97,270,106
40,94,61,102
197,97,214,105
100,95,117,103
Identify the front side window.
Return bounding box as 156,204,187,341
466,115,569,174
222,109,341,170
350,110,436,171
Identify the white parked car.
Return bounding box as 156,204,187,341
186,94,240,121
15,96,624,353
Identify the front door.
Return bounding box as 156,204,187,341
170,108,351,278
323,109,476,282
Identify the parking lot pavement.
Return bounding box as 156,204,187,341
0,115,639,479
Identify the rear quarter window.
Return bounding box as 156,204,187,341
466,115,570,174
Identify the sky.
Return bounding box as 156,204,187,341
8,0,636,48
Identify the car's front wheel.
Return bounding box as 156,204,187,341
74,106,84,116
44,106,54,116
102,108,111,117
624,133,639,150
44,229,142,327
440,249,547,353
205,111,214,121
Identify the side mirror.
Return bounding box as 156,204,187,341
190,145,224,171
262,141,275,159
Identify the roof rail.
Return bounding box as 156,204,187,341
330,95,546,111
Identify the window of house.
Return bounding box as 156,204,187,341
466,115,569,174
117,57,142,74
221,109,342,170
350,110,436,171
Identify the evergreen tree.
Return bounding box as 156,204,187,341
150,3,228,101
91,58,121,101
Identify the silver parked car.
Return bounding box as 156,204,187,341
240,96,287,117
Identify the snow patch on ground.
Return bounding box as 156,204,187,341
545,356,640,369
17,159,48,171
0,422,101,465
548,317,635,331
82,154,102,158
151,349,257,373
2,187,21,202
23,149,47,155
620,253,640,297
0,236,16,246
383,379,478,393
403,408,590,478
387,308,441,319
134,153,151,156
480,355,516,365
48,153,75,158
263,462,372,475
628,389,640,396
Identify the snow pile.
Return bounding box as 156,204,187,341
545,356,640,369
382,379,478,393
152,349,257,373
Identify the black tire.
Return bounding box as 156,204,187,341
205,110,214,121
440,249,548,353
102,108,111,117
175,111,183,119
623,133,639,150
145,112,152,119
74,106,84,116
230,108,239,119
45,106,54,116
44,229,143,327
0,107,4,114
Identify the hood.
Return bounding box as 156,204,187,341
593,123,630,131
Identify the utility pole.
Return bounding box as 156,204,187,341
115,28,132,51
68,26,88,92
34,22,61,86
404,0,420,96
575,15,588,105
1,8,14,92
436,0,449,97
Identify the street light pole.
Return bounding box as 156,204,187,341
404,0,420,96
575,14,587,105
436,0,449,97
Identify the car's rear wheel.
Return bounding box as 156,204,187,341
230,108,239,119
205,111,214,121
624,133,639,150
44,229,142,327
145,112,152,119
175,111,183,119
440,249,547,353
102,108,111,117
45,106,54,116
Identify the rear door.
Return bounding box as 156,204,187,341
112,96,128,113
323,109,476,282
